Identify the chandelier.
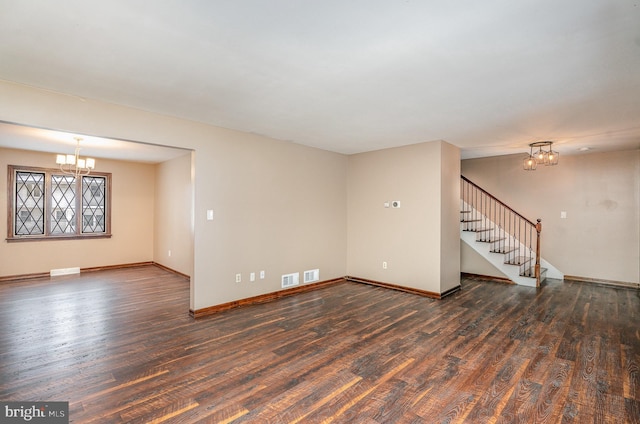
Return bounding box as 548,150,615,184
523,141,559,171
55,137,96,177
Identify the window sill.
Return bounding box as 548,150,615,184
6,234,112,243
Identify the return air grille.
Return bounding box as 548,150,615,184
281,273,299,288
303,269,320,283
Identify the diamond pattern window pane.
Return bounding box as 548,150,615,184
15,172,45,235
51,175,76,234
9,166,111,240
82,176,106,233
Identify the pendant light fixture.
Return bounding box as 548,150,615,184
55,137,96,177
523,141,558,171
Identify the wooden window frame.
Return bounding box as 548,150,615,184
7,165,112,242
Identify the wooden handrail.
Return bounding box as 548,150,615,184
461,175,542,286
461,175,536,227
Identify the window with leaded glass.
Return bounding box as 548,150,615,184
82,176,106,233
51,175,76,234
7,165,111,241
14,171,45,235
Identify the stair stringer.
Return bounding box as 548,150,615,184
540,258,563,280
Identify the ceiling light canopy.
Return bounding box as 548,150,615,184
523,141,559,171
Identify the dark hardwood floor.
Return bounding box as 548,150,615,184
1,265,638,423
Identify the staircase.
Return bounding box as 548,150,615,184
460,176,547,287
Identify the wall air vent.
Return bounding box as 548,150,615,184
303,269,320,283
50,267,80,277
281,273,299,288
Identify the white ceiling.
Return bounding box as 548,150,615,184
0,0,639,161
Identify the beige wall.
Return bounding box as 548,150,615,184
154,152,193,277
0,147,155,276
347,140,460,294
440,141,462,292
462,149,640,284
0,81,348,311
191,131,348,310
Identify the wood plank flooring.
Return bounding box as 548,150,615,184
1,265,639,423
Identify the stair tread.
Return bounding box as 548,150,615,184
491,247,518,254
473,227,495,232
477,237,506,243
520,267,548,278
461,219,481,223
505,256,533,265
460,210,471,214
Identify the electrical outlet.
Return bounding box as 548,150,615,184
260,270,265,279
250,272,255,282
235,273,241,283
383,261,388,269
